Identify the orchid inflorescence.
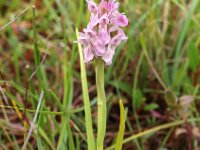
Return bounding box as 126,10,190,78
78,0,128,65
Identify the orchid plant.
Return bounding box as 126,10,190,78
77,0,128,150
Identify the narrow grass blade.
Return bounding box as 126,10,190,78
57,118,67,150
38,128,55,149
173,0,198,80
22,90,44,150
0,6,30,32
115,100,127,150
75,28,96,150
0,87,10,123
32,5,40,66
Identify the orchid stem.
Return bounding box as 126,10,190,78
95,58,107,150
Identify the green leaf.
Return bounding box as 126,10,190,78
134,89,145,109
115,100,127,150
164,90,178,108
188,43,199,71
109,81,132,97
144,103,159,111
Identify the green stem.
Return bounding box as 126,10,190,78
95,58,107,150
32,5,40,66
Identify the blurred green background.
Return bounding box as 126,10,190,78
0,0,200,149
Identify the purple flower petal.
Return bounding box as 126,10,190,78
83,28,96,38
104,0,119,15
99,13,109,25
78,32,90,47
109,31,128,49
117,28,128,40
111,13,128,27
87,14,99,29
86,0,98,14
83,44,94,62
102,48,115,65
93,41,106,56
109,25,119,33
98,28,111,45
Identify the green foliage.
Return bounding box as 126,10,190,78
144,103,159,111
115,100,127,150
188,43,199,72
133,89,145,109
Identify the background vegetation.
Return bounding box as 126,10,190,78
0,0,200,149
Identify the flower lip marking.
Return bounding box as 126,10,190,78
117,14,129,27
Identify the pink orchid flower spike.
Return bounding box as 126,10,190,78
79,0,128,65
